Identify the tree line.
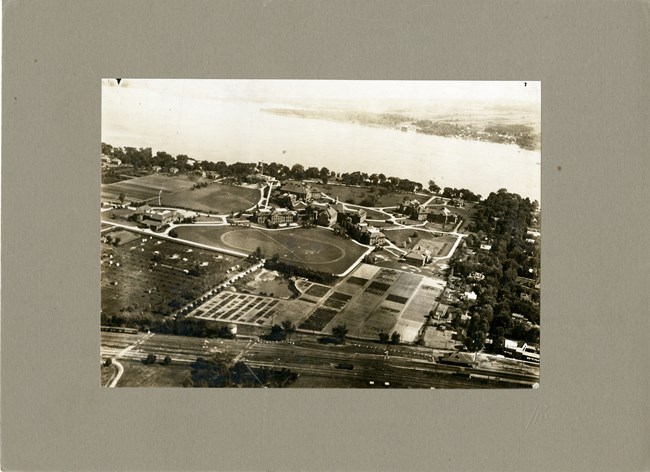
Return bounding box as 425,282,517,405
101,142,469,197
451,189,540,352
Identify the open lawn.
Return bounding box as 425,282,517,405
230,269,295,298
100,363,117,386
101,233,248,318
174,226,369,275
161,183,260,213
116,359,193,387
102,174,199,202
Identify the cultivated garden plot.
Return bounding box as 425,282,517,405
357,306,401,338
191,290,316,327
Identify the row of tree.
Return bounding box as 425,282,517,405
190,357,299,388
101,142,473,198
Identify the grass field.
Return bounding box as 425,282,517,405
101,233,248,317
161,183,260,213
116,360,192,387
174,226,368,274
102,174,199,202
100,363,117,386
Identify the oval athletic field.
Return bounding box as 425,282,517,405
174,225,369,274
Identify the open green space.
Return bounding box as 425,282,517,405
100,363,117,386
116,359,193,387
161,183,260,213
230,269,294,298
174,226,368,274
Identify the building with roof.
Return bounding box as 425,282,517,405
317,206,338,227
281,181,317,201
438,351,478,367
133,206,178,229
366,227,386,246
252,207,296,226
404,249,431,266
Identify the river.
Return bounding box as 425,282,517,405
102,86,541,201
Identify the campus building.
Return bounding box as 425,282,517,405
281,181,322,202
133,205,178,229
317,206,338,227
251,207,296,225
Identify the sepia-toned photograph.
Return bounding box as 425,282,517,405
100,79,541,388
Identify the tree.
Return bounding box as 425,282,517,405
428,180,441,193
144,353,157,365
119,193,126,203
331,323,348,343
465,315,489,351
390,332,401,344
378,332,390,343
281,320,296,340
269,324,286,341
104,358,113,367
491,327,506,354
169,229,178,238
290,164,305,180
162,355,172,365
254,246,264,260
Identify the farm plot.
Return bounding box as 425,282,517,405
102,174,198,202
300,283,332,303
101,233,247,318
352,264,381,279
324,289,385,335
174,226,368,275
190,291,314,328
357,306,401,338
315,264,445,341
304,284,331,298
299,307,339,332
391,319,423,343
161,183,260,213
375,268,400,284
388,272,421,298
401,289,439,322
335,279,369,296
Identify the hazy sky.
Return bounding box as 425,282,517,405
102,79,540,106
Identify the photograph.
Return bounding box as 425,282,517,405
100,79,541,388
